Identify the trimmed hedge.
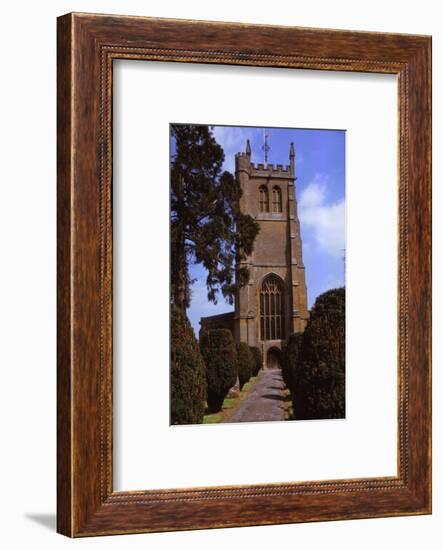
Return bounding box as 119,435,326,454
249,346,263,376
170,306,207,425
200,329,238,413
281,332,303,390
284,288,345,420
236,342,254,390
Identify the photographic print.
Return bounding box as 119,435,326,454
170,124,345,426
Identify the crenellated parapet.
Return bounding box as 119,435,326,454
250,162,292,178
235,140,296,179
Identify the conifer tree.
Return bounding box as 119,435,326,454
170,124,259,309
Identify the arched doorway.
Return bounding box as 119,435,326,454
267,348,282,369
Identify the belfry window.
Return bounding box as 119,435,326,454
259,185,269,213
272,186,282,213
260,274,284,340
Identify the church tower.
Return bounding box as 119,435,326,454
233,139,309,368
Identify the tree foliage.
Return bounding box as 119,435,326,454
200,329,238,413
170,306,207,425
284,288,345,419
170,124,259,309
249,346,263,377
236,342,254,390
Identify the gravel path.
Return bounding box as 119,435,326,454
226,369,285,423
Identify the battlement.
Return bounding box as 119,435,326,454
235,139,295,177
250,162,291,173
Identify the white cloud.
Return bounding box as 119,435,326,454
299,177,327,208
299,174,345,258
212,126,250,152
212,126,259,172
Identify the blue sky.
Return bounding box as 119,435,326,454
180,125,346,336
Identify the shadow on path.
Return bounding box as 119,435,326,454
226,369,285,423
261,393,285,401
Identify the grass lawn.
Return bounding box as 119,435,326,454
203,376,259,424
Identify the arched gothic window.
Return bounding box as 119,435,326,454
259,185,269,213
272,186,282,213
260,274,284,340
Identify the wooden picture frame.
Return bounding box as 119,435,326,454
57,12,432,537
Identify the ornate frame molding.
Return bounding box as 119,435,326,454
57,13,431,536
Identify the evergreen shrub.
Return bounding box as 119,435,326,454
170,306,207,424
200,329,238,413
285,288,346,420
236,342,254,390
249,346,263,376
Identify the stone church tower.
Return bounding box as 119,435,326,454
200,140,309,368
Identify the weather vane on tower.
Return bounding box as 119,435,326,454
262,128,270,166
